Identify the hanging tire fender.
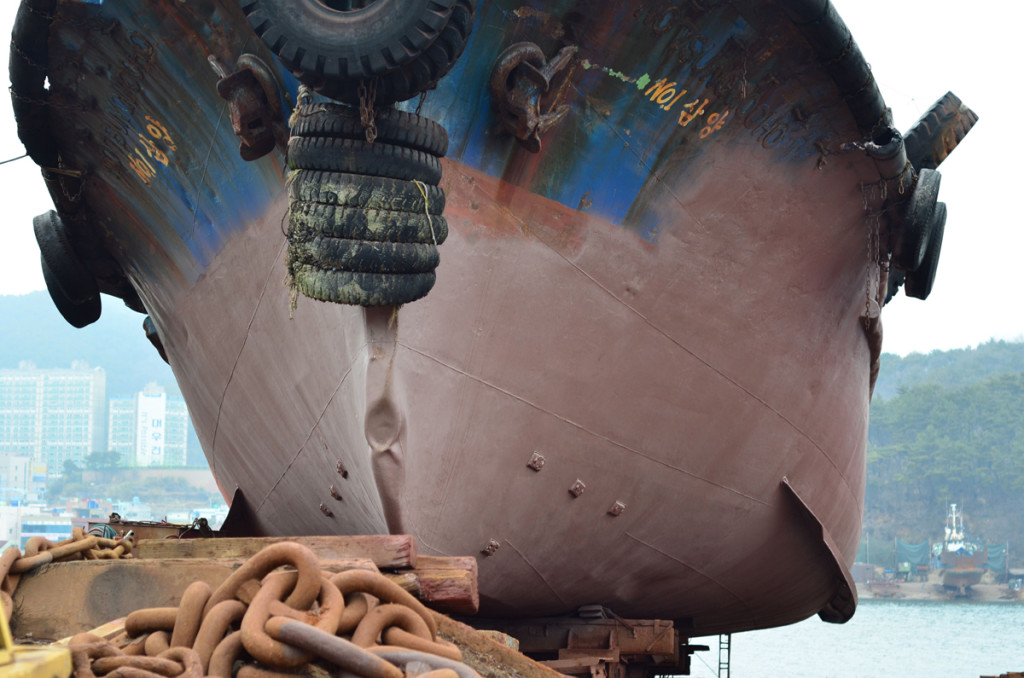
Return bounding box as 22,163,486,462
41,255,101,329
892,168,941,272
904,202,946,300
312,0,476,105
33,210,99,305
290,103,449,157
240,0,457,82
287,136,443,185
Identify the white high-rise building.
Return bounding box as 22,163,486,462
108,383,189,467
0,361,106,473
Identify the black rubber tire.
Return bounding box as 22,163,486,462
905,202,946,300
287,170,446,213
41,255,101,328
33,211,100,305
288,136,443,184
893,168,941,272
316,0,475,105
289,237,440,274
241,0,456,81
291,264,435,306
289,202,448,244
290,103,449,157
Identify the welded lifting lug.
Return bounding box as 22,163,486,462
490,42,577,153
215,54,288,161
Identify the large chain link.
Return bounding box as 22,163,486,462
60,541,480,678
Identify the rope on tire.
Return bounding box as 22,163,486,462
62,541,480,678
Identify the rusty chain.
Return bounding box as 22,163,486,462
0,527,136,621
62,541,479,678
358,78,378,144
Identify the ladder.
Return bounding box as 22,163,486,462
718,633,731,678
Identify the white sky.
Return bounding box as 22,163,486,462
0,1,1019,356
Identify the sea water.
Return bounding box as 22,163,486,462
688,599,1024,678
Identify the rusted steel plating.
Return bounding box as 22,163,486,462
61,541,480,678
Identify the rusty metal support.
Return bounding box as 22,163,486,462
490,42,577,153
215,54,288,161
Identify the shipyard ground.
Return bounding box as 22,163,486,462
857,570,1022,602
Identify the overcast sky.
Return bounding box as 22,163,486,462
0,1,1018,356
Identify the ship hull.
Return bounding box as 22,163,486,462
17,0,915,635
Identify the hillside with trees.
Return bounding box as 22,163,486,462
864,340,1024,569
0,291,177,398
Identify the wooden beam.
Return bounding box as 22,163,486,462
383,555,479,615
133,535,417,569
434,614,568,678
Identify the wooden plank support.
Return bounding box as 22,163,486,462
384,556,480,615
434,614,568,678
133,535,417,569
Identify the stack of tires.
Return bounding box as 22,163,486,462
241,0,475,306
285,103,449,305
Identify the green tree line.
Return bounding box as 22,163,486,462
864,340,1024,568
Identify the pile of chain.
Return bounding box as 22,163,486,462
0,526,136,621
64,541,480,678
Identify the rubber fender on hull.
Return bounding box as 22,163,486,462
33,211,99,301
40,255,101,329
892,169,941,273
287,136,443,186
289,102,449,157
313,0,476,106
903,92,979,171
33,211,102,328
904,202,946,301
242,0,476,106
241,0,457,81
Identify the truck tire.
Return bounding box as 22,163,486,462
287,136,443,185
241,0,456,81
290,103,448,157
41,255,101,328
291,264,436,306
289,202,448,244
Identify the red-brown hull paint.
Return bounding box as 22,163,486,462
16,0,958,636
147,146,874,634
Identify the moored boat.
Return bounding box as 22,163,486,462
9,0,977,638
936,503,987,594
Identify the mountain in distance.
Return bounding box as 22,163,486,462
0,290,176,398
874,339,1024,401
866,339,1024,569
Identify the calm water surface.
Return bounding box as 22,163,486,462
688,599,1024,678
